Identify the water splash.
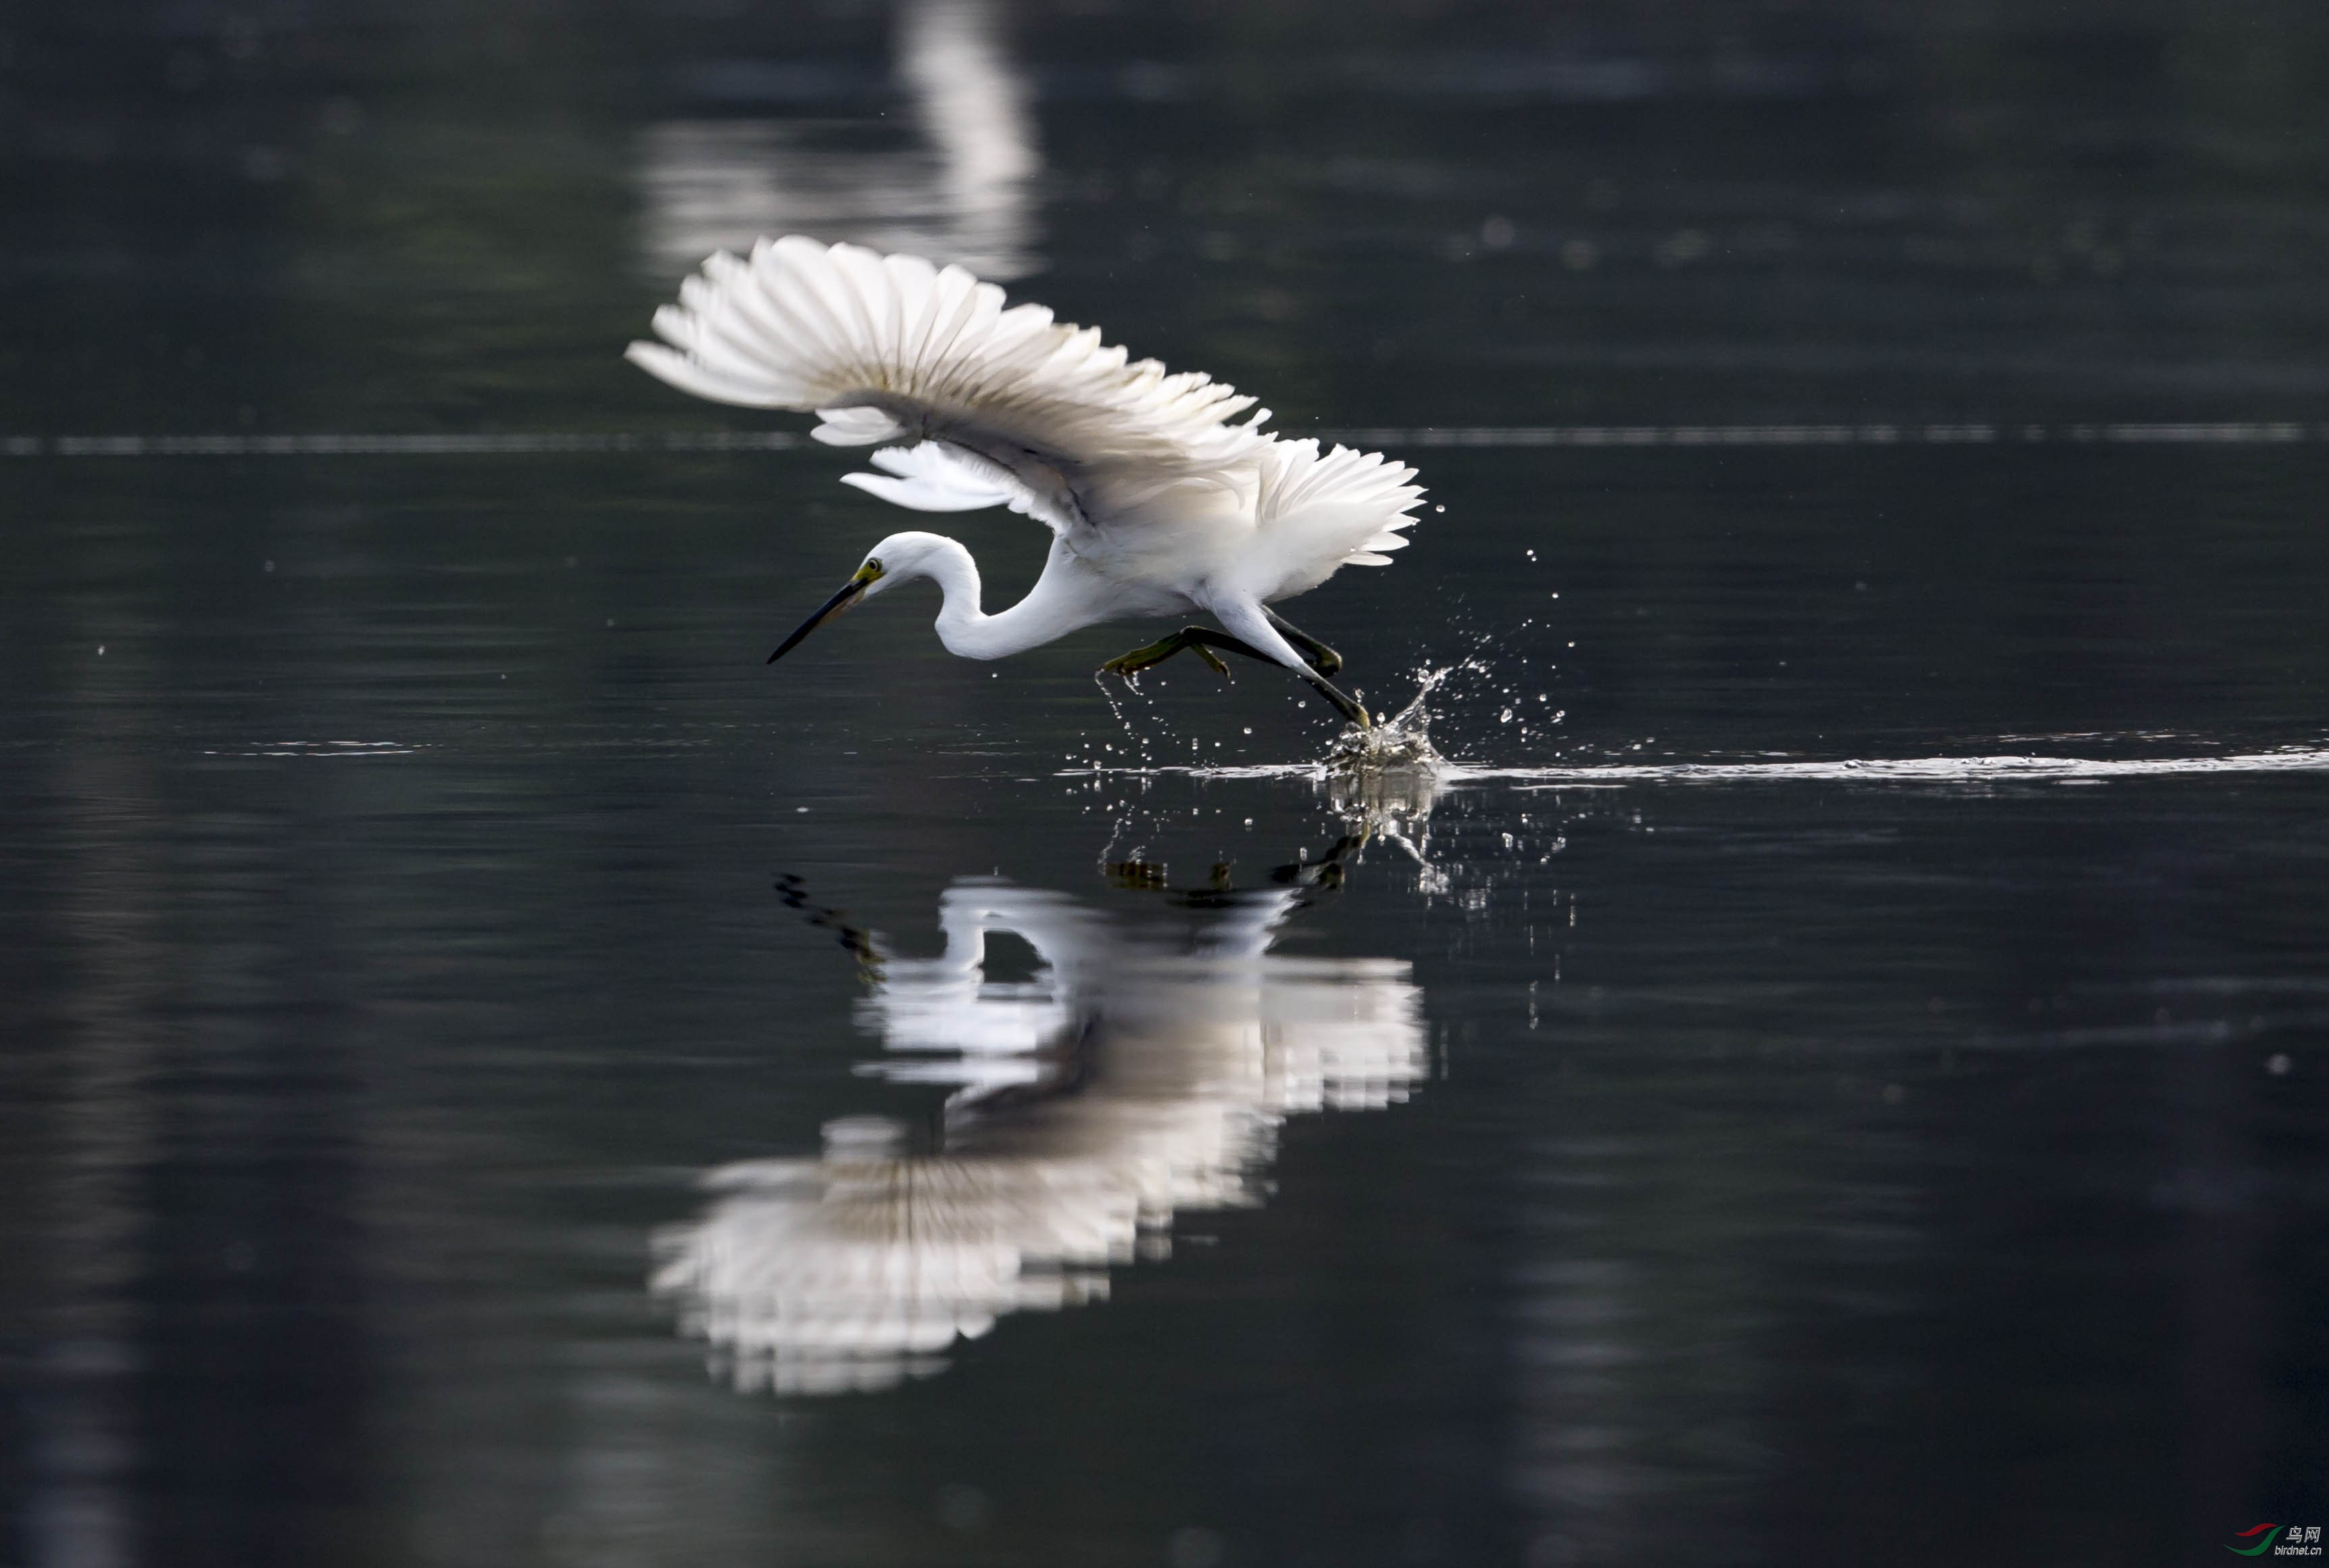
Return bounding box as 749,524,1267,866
1322,662,1481,775
1087,670,1166,779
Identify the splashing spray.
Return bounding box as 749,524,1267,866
1322,662,1483,774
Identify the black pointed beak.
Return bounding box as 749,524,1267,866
769,564,881,664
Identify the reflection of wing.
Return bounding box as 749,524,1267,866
656,880,1426,1395
624,237,1271,538
1253,957,1425,1112
1187,886,1304,960
653,1151,1121,1396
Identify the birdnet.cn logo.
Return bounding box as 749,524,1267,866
2229,1525,2324,1557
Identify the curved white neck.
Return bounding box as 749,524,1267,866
902,537,1098,662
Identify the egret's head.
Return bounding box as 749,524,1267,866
853,531,958,595
766,533,953,664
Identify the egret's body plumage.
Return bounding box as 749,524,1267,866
627,236,1424,720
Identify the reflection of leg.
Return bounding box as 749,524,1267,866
1100,627,1273,679
774,873,884,977
1272,829,1368,888
1264,608,1343,675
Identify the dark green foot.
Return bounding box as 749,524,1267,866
1102,627,1246,679
1306,674,1371,728
1100,623,1365,725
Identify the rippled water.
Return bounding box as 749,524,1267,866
7,4,2329,1566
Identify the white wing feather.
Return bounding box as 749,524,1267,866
1237,440,1425,598
628,237,1272,537
630,235,1425,602
838,443,1021,513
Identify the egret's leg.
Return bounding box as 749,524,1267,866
1207,597,1374,729
1100,627,1269,679
1106,614,1372,729
1098,631,1185,676
1263,608,1343,676
1297,671,1371,728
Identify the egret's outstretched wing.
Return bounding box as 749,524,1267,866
627,237,1271,537
1237,439,1426,599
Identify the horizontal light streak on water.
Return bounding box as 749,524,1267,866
1469,747,2329,785
200,740,426,758
1322,422,2318,448
1081,745,2329,787
3,423,2321,457
3,432,806,457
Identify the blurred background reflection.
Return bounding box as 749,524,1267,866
637,0,1041,280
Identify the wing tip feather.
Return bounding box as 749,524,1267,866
632,235,1384,501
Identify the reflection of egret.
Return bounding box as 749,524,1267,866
627,237,1426,727
654,866,1425,1395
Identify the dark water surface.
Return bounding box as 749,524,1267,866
6,5,2329,1566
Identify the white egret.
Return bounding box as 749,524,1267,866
626,236,1425,725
